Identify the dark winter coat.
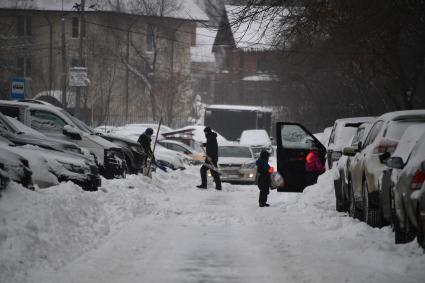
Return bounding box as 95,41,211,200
138,133,153,156
256,154,271,189
203,131,218,160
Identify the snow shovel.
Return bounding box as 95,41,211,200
199,144,221,175
144,118,163,177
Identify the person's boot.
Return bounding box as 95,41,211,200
197,184,207,189
215,187,222,190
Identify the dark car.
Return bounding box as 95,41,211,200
276,122,326,192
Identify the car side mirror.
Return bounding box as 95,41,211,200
379,152,391,164
343,146,357,156
386,156,404,169
63,125,82,140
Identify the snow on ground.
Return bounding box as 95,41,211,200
1,164,424,282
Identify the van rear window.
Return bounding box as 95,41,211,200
385,120,425,140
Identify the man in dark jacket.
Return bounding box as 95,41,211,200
138,128,154,168
197,127,222,190
256,150,272,207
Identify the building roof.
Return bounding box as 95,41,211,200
225,5,284,51
0,0,209,21
190,26,217,63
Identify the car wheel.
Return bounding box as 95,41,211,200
394,205,415,244
362,179,381,227
335,178,344,212
348,178,361,219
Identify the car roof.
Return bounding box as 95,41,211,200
334,116,376,125
377,110,425,121
0,100,63,112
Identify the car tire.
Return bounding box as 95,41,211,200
362,179,381,227
416,206,425,249
335,178,344,212
348,178,362,219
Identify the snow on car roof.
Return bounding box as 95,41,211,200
392,124,425,163
174,125,227,143
206,104,272,112
240,129,271,146
378,110,425,121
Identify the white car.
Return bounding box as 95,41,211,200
239,129,273,157
158,139,204,165
218,144,257,184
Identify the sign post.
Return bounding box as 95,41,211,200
69,67,89,87
10,77,26,100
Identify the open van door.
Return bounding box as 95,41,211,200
276,122,326,192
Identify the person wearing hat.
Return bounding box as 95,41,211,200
197,127,221,190
138,128,155,170
256,150,273,207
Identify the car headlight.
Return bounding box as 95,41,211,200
58,162,86,174
242,162,256,169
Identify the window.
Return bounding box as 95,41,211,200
146,25,154,52
16,57,31,77
72,17,85,38
280,124,314,150
363,121,384,148
17,15,31,36
30,110,67,131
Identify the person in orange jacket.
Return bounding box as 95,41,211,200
305,144,325,187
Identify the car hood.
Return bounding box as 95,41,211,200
8,132,80,153
99,133,139,146
219,157,255,165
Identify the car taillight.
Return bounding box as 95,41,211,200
373,139,398,154
411,169,425,190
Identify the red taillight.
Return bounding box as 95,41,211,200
373,139,398,154
411,169,425,190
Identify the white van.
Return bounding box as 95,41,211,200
0,100,125,179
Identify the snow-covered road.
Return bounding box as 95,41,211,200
1,167,425,283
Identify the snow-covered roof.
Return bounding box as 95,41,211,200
377,110,425,121
206,104,272,112
0,0,209,21
239,129,271,146
191,26,217,63
225,5,284,51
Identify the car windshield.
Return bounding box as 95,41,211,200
385,120,425,140
60,109,95,134
219,146,252,158
5,116,46,137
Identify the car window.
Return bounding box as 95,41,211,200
30,110,67,131
280,124,314,149
328,123,337,145
169,144,186,153
351,127,365,146
363,120,383,147
384,120,425,140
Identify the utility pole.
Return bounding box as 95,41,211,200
125,28,130,123
75,0,85,119
61,14,67,108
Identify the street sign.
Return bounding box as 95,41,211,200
10,77,26,100
69,67,89,87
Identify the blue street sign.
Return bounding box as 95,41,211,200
10,77,26,100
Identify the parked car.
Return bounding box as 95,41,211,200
344,110,425,227
276,122,326,192
0,136,101,191
0,140,32,190
158,139,204,165
335,122,373,212
385,126,425,244
320,126,333,149
0,100,126,179
416,182,425,249
326,117,376,169
217,143,257,184
239,129,273,157
154,144,186,170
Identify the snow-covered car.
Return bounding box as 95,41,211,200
384,126,425,244
320,126,333,149
96,123,174,142
158,139,204,165
335,122,373,213
154,144,186,170
0,137,101,191
239,129,273,157
0,140,32,190
0,100,126,179
326,117,376,169
218,144,257,184
347,110,425,227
